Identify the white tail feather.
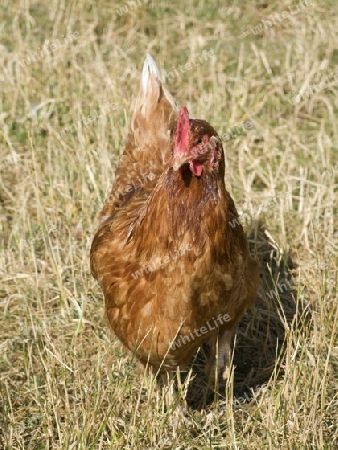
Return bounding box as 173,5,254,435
141,53,161,91
140,54,178,113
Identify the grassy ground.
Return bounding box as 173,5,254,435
0,0,337,448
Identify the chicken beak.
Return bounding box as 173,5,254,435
172,154,190,171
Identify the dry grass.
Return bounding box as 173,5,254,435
0,0,337,448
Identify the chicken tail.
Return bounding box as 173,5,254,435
130,54,178,148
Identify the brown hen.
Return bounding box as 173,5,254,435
90,54,259,380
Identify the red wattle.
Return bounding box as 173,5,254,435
190,160,203,176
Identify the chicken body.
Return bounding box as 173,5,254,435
90,54,259,378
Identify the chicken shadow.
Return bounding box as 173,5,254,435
181,220,301,410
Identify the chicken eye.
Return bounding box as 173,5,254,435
197,138,203,145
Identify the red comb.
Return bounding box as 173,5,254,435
174,106,190,156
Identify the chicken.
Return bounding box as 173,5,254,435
90,54,259,380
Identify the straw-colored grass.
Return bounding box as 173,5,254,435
0,0,337,448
